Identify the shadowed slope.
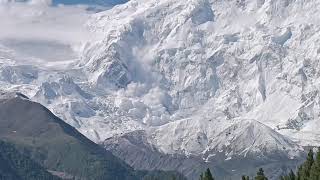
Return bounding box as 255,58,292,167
0,94,137,180
0,140,60,180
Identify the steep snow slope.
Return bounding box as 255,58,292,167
150,119,302,158
1,0,320,177
77,0,320,151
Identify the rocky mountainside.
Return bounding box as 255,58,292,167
0,92,138,180
1,0,320,179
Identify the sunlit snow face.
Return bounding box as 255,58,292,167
0,0,100,63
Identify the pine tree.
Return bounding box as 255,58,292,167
296,166,303,180
288,169,296,180
299,149,314,180
204,168,214,180
242,175,250,180
254,168,268,180
200,173,204,180
199,168,214,180
310,148,320,180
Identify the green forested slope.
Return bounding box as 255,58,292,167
0,140,60,180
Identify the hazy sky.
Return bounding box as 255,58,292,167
0,0,100,61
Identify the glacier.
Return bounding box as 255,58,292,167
1,0,320,178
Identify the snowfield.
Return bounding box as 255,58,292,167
1,0,320,172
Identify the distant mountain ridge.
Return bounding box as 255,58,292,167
103,130,304,179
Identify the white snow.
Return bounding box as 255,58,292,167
1,0,320,160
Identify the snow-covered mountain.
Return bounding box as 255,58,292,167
1,0,320,178
78,0,320,151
